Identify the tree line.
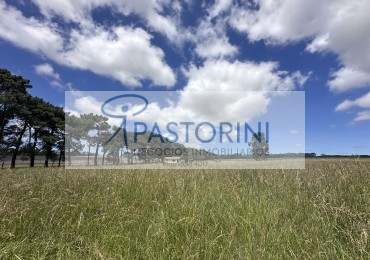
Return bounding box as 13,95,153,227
0,69,64,168
65,113,187,166
0,68,186,168
1,68,274,168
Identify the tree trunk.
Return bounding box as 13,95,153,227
87,144,91,165
58,140,64,167
102,150,106,165
58,150,62,167
0,123,6,145
117,149,120,164
0,105,7,143
30,130,38,167
94,143,99,165
44,130,54,168
67,147,71,166
44,144,52,167
27,126,32,150
11,123,27,169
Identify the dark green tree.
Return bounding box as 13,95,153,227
9,93,35,168
65,112,83,166
27,97,51,167
0,69,32,159
92,117,110,166
248,132,269,161
41,104,64,167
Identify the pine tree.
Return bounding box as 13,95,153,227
248,132,269,160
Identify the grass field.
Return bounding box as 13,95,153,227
1,159,369,259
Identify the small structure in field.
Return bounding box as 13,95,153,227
163,157,181,164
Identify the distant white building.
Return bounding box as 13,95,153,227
163,157,181,164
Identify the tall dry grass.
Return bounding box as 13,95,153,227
0,159,369,259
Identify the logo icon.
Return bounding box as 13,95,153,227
101,94,148,148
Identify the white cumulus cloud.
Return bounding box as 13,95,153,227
354,111,370,121
34,63,60,80
31,0,181,42
230,0,370,92
193,18,238,59
0,0,176,88
61,26,176,87
335,92,370,111
0,1,63,59
328,67,370,92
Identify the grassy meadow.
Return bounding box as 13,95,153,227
0,159,369,259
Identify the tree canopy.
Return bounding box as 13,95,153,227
0,69,64,168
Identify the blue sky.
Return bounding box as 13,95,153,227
0,0,369,155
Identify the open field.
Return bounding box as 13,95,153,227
1,159,370,259
67,158,306,170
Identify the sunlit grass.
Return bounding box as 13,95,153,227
1,159,369,259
